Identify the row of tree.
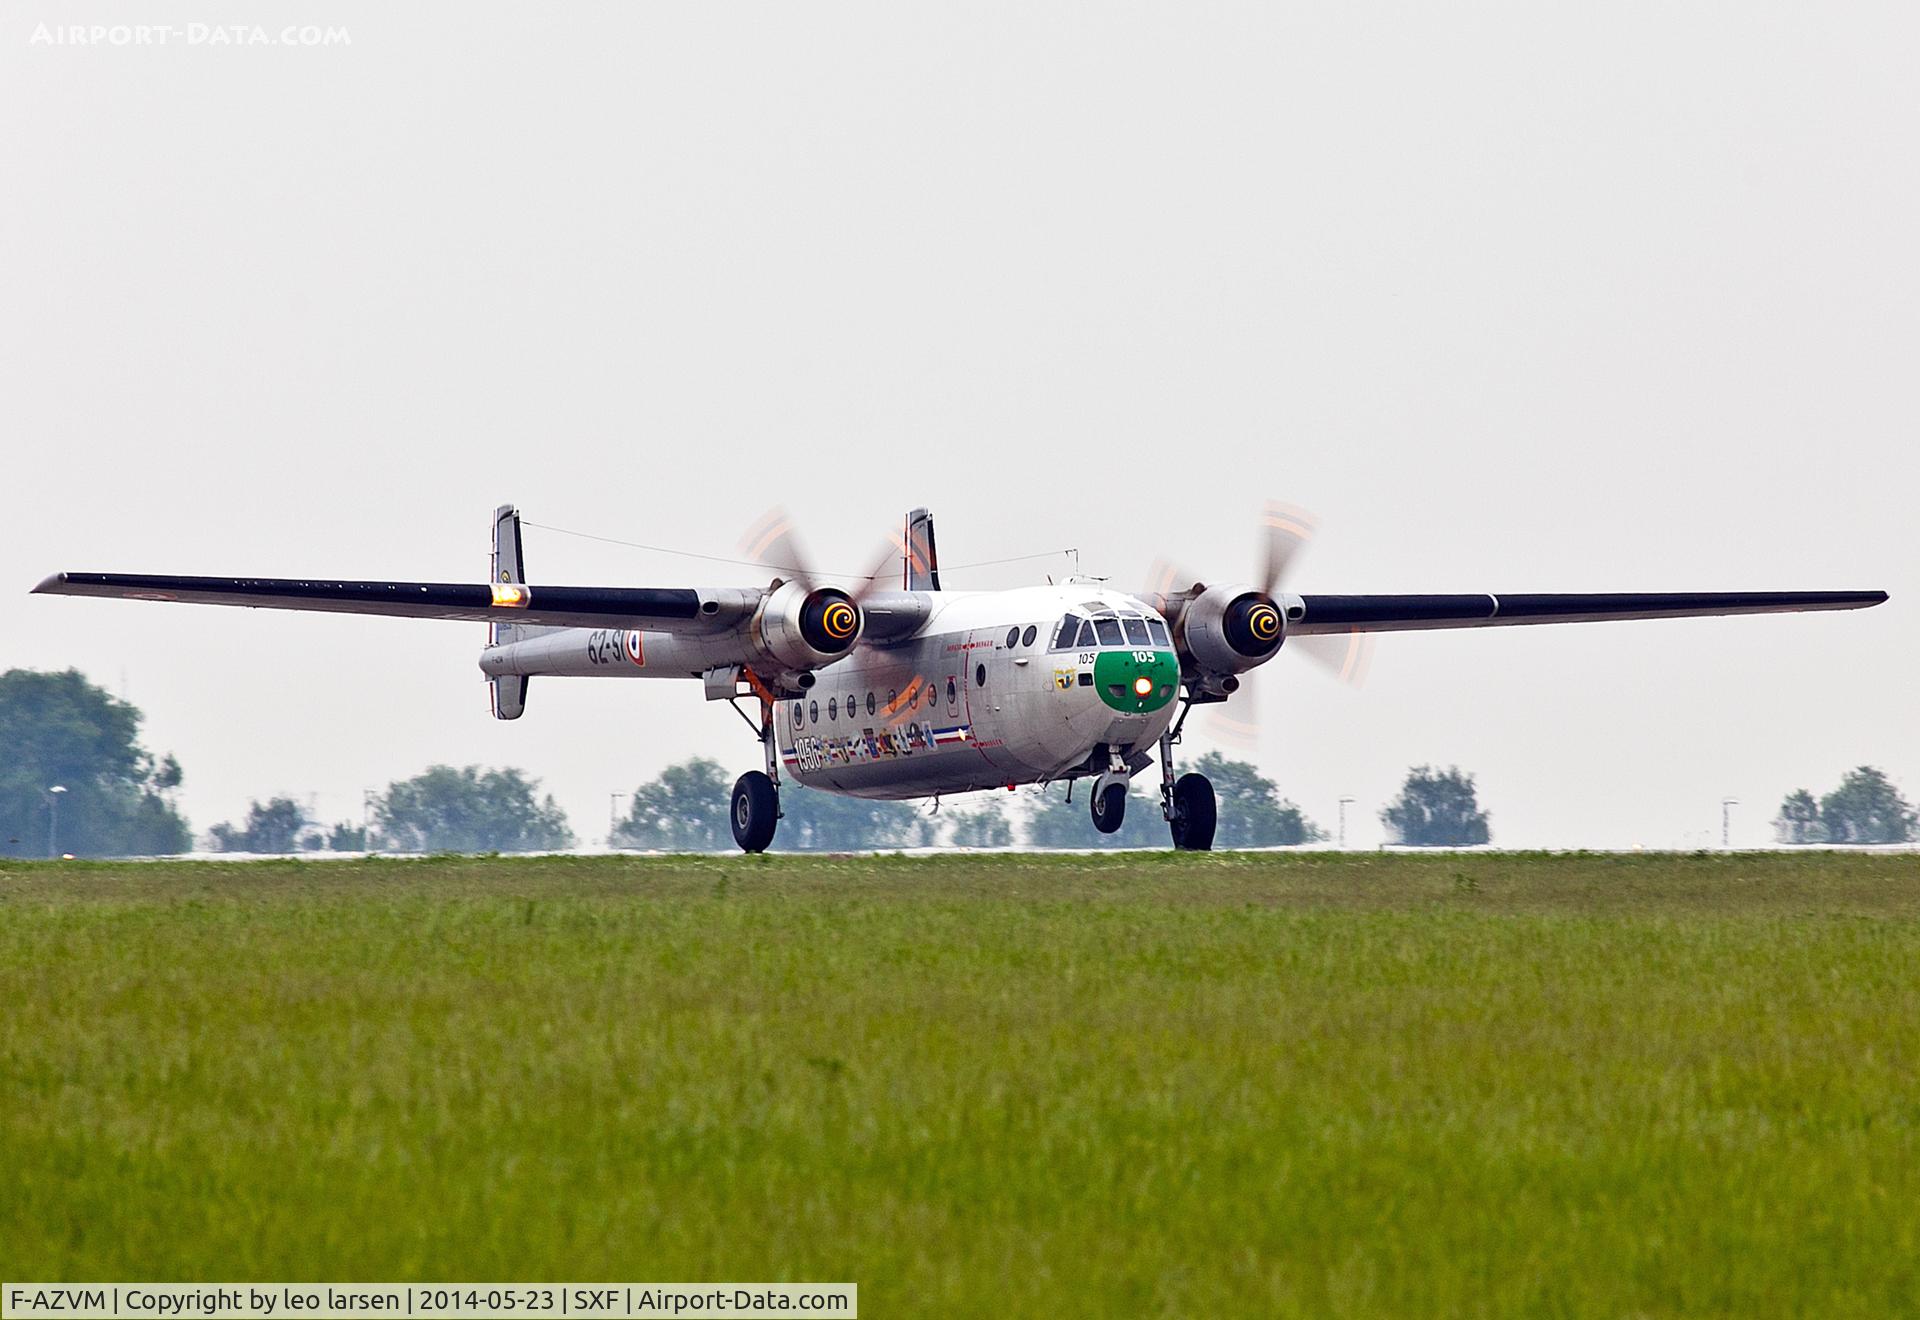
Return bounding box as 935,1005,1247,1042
0,668,578,857
1774,768,1917,845
4,667,1911,855
1,669,191,856
207,766,575,855
608,753,1328,851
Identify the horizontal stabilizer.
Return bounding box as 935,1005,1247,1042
1289,590,1888,635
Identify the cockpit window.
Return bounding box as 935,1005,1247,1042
1147,619,1170,646
1050,615,1078,650
1123,617,1150,646
1094,617,1123,647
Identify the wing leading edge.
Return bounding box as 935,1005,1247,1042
1289,590,1887,634
32,572,757,631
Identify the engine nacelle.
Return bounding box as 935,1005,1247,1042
1178,583,1288,679
751,580,863,686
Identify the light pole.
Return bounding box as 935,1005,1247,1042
1338,796,1356,849
46,785,67,859
1721,797,1739,849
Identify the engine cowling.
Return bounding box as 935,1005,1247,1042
751,580,863,685
1177,583,1287,678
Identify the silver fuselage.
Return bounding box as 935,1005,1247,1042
479,585,1181,799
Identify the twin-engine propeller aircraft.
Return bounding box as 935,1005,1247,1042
35,505,1887,852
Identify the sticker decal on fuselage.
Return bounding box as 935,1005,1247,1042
585,629,645,667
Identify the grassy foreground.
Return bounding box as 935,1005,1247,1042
2,851,1918,1316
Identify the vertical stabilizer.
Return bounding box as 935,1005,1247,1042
489,504,529,719
904,507,941,591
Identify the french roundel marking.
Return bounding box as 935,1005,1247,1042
625,631,645,666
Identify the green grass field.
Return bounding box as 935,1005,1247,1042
3,851,1919,1316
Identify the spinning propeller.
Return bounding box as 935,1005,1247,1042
739,507,913,655
1150,501,1375,744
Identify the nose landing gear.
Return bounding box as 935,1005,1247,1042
1090,779,1129,833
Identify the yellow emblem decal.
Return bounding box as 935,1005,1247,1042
1054,668,1075,691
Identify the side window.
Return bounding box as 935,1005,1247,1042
925,683,937,708
1021,625,1037,647
1094,617,1123,647
1123,617,1150,646
866,691,876,716
847,693,857,720
1005,627,1020,648
828,697,838,721
809,700,819,724
1147,619,1170,646
793,701,804,728
946,677,957,703
1073,619,1096,648
888,689,897,712
1050,615,1078,650
975,663,986,687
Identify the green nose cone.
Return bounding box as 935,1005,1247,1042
1092,650,1181,713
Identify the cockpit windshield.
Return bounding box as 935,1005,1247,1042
1050,607,1172,651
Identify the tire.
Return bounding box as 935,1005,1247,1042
730,771,780,853
1090,780,1128,835
1170,773,1217,851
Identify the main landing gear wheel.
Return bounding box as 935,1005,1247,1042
1169,772,1217,851
731,771,779,853
1090,780,1129,835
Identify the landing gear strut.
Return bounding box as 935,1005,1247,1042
1158,711,1217,851
1090,747,1131,835
726,670,784,853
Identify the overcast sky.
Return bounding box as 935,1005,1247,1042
4,3,1912,848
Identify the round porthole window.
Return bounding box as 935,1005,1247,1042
1021,625,1037,647
809,700,819,724
975,664,986,687
1005,627,1019,648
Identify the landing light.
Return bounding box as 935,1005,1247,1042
1132,676,1154,697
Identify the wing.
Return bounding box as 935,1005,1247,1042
1288,590,1887,635
32,571,760,631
